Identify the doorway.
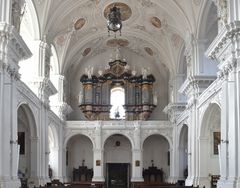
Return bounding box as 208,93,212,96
106,163,130,188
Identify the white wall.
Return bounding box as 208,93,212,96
143,135,170,179
67,135,93,179
104,135,132,163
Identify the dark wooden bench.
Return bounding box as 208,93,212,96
132,182,193,188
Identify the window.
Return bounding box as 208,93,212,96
110,87,125,119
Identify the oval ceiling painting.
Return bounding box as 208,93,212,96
104,2,132,21
106,39,129,47
82,47,91,57
144,47,154,56
74,18,86,30
151,17,161,28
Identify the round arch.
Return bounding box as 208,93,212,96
141,133,172,150
104,134,132,163
199,103,221,188
142,134,171,182
17,103,38,186
178,124,188,180
17,103,37,138
66,134,94,181
64,132,95,149
196,0,218,76
103,132,134,150
20,0,40,40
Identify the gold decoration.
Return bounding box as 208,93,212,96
104,2,132,21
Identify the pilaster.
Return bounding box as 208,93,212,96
0,23,31,188
26,39,57,108
164,103,186,183
179,75,216,187
50,74,72,120
92,122,105,182
206,18,240,188
131,122,144,182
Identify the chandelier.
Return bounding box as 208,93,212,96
107,5,122,37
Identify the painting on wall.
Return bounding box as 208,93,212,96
18,132,25,155
213,132,221,155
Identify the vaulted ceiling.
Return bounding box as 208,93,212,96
20,0,216,120
24,0,209,79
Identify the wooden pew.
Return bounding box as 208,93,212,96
132,182,193,188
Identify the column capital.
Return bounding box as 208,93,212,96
0,23,31,78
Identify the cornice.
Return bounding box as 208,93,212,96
0,23,32,61
179,75,217,96
163,102,187,124
206,21,240,62
163,102,186,113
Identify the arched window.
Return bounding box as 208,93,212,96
110,87,125,119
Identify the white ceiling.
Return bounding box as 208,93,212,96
24,0,211,81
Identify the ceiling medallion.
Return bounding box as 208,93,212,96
151,17,161,28
144,47,154,56
82,48,91,57
104,2,132,21
74,18,86,30
106,39,129,47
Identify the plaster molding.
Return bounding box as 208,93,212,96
163,102,187,123
0,23,32,61
206,21,240,75
0,23,31,79
179,75,216,97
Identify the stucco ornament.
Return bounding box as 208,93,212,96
214,0,228,27
12,0,26,32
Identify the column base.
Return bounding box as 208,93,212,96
217,177,240,188
0,176,21,188
52,176,64,182
167,176,179,184
185,176,194,186
131,177,144,182
197,176,211,188
92,176,105,182
28,176,50,188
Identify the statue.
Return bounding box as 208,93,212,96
214,0,228,27
85,66,94,79
78,90,83,104
142,67,148,79
12,0,25,32
153,92,158,106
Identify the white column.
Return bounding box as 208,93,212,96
131,122,144,182
169,126,178,183
185,102,200,188
92,149,105,182
92,122,104,182
0,0,11,23
131,149,144,182
57,126,64,182
62,147,68,182
0,8,31,187
50,74,72,120
29,137,40,187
